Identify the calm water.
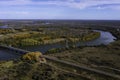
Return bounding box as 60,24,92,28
0,30,117,60
76,30,116,46
21,30,116,53
0,49,21,60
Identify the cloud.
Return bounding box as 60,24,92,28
0,0,120,10
66,0,120,9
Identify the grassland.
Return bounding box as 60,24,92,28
47,40,120,68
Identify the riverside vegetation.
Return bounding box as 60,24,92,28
0,20,120,80
0,27,100,47
0,40,120,80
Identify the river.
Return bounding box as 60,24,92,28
21,30,116,53
0,30,117,60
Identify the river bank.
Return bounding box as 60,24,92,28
20,30,116,53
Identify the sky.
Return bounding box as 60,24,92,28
0,0,120,20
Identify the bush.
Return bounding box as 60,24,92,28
22,52,42,62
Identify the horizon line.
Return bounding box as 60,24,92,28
0,19,120,21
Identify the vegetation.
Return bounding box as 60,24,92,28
21,38,40,46
81,32,100,41
0,28,100,47
108,28,120,39
0,29,15,34
47,40,120,71
22,51,46,63
0,20,119,80
0,40,119,80
0,60,90,80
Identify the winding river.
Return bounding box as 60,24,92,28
21,30,116,53
0,30,117,60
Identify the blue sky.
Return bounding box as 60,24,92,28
0,0,120,20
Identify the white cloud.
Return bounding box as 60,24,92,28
0,0,120,10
